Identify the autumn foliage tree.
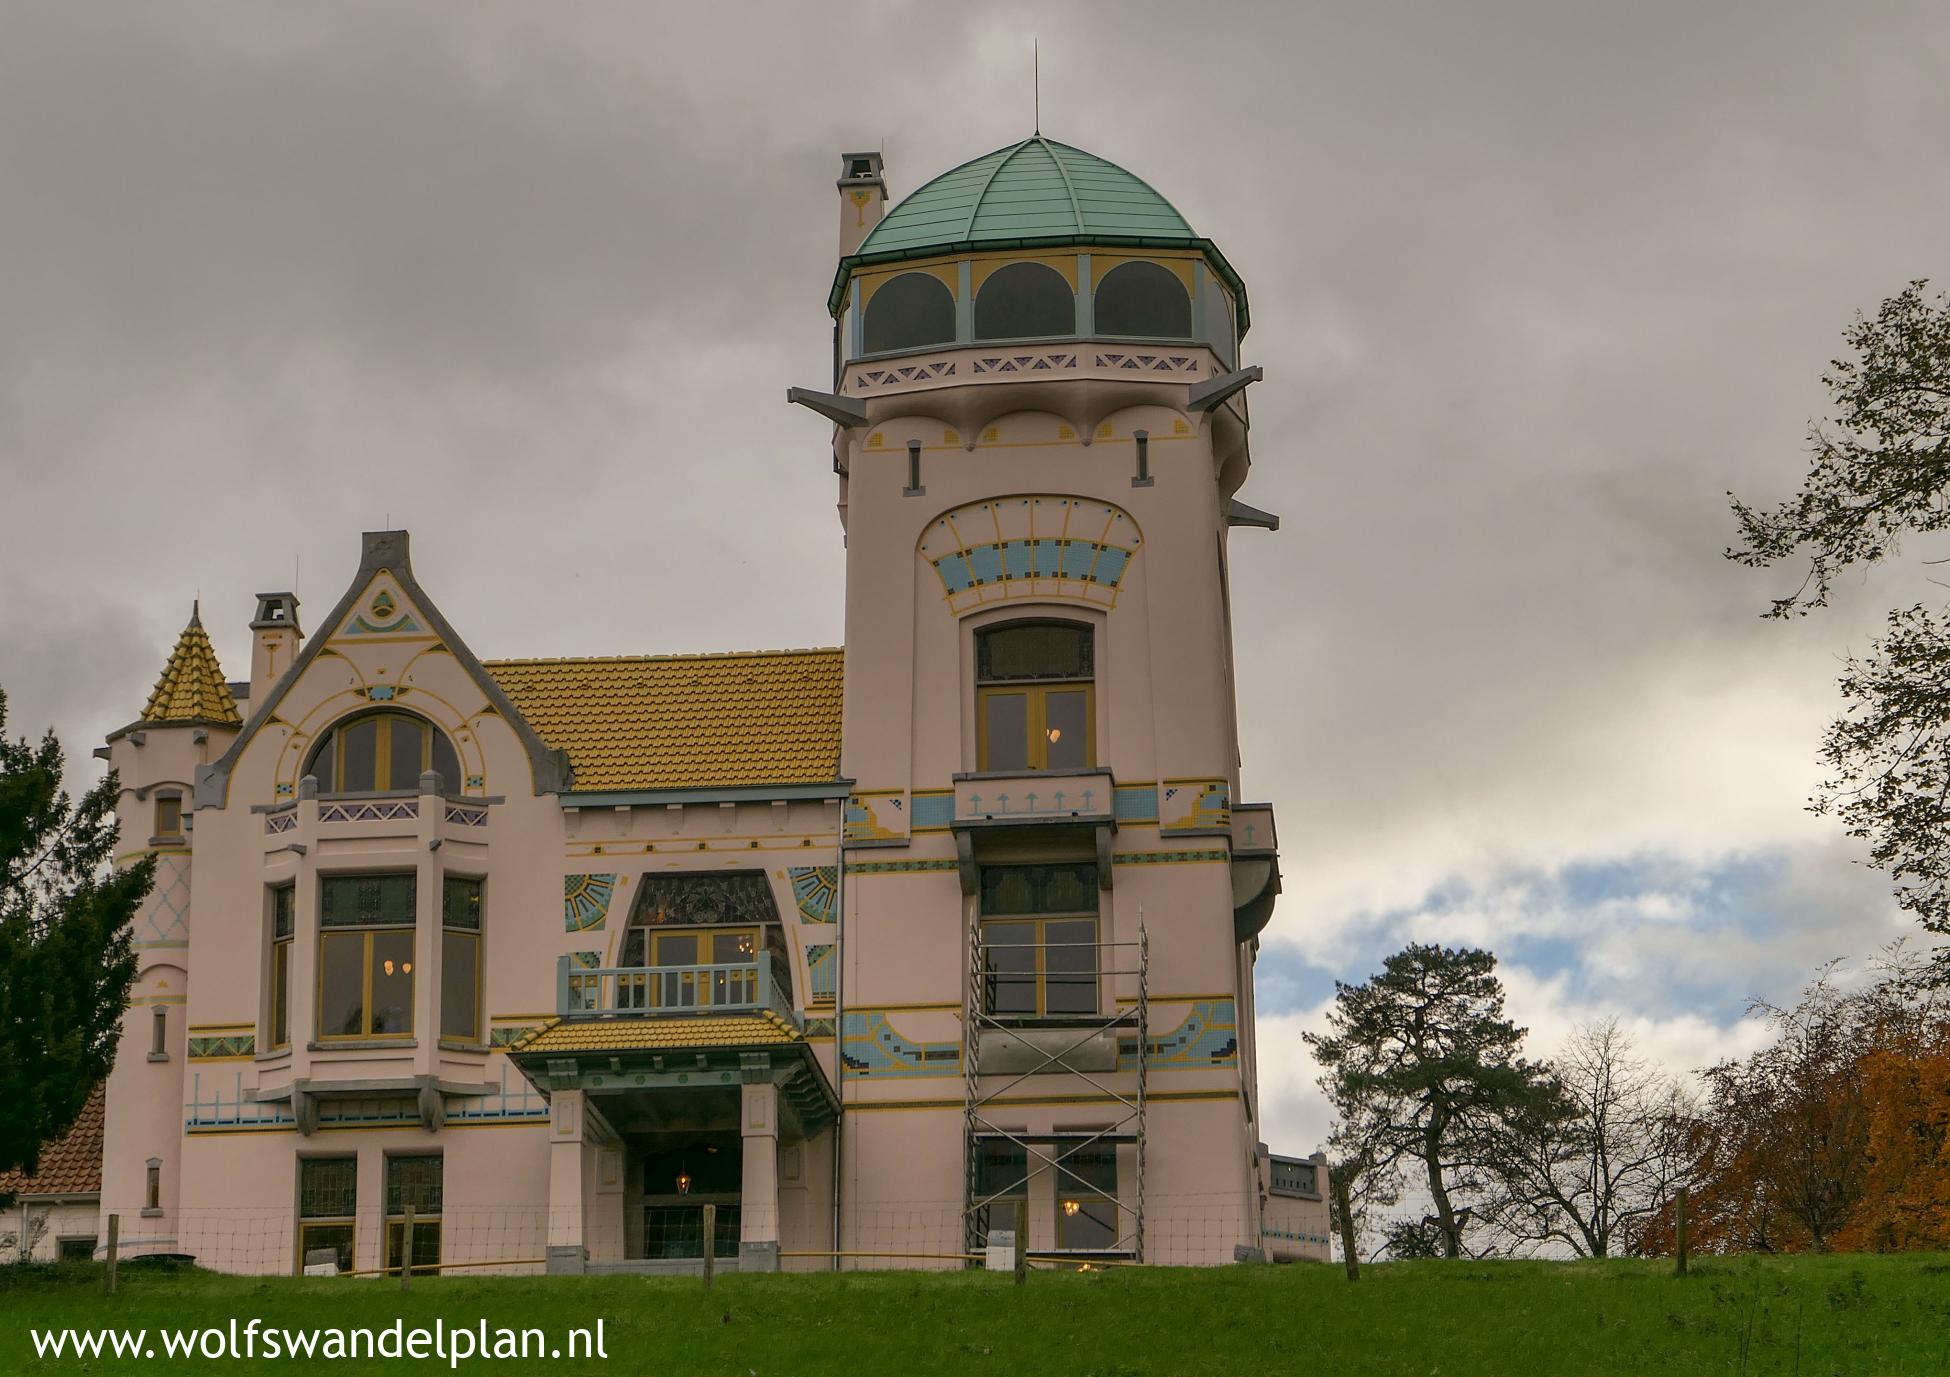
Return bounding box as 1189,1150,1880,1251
1651,945,1950,1254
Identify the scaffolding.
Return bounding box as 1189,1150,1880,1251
962,910,1149,1262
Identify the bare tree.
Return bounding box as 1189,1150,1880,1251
1482,1020,1691,1257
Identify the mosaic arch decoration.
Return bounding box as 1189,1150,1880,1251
787,866,838,924
339,584,424,638
563,874,617,932
918,495,1140,615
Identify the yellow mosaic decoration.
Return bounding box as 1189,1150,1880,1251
486,649,842,791
508,1010,802,1054
141,605,241,726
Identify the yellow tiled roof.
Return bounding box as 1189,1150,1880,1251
508,1011,803,1054
142,605,241,726
486,649,843,792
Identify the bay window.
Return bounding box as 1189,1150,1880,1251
440,877,483,1042
317,874,415,1040
269,884,293,1051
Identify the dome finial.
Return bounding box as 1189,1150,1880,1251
1033,38,1040,136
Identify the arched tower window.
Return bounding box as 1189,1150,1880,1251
1093,261,1192,339
974,262,1075,342
976,621,1094,771
306,711,460,793
862,272,956,354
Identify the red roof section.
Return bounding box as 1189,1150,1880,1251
0,1086,104,1197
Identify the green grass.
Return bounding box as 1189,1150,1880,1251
3,1254,1949,1375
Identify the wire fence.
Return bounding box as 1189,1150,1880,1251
64,1193,1329,1277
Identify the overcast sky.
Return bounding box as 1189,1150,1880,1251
4,1,1948,1155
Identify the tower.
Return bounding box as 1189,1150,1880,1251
96,605,243,1253
790,137,1289,1262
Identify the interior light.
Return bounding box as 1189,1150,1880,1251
1062,1199,1081,1216
382,960,395,976
1047,728,1062,743
676,1173,692,1195
401,962,412,975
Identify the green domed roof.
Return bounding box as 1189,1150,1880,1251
862,137,1196,254
832,136,1248,333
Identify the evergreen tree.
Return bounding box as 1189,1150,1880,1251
1304,943,1566,1259
0,686,147,1185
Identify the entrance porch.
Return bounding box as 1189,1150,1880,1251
507,992,836,1275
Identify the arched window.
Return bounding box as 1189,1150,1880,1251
862,272,956,354
1203,286,1237,367
974,262,1075,342
1093,261,1192,339
976,621,1094,771
306,711,461,793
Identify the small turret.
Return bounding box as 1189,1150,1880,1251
837,151,886,257
249,592,301,705
142,603,242,728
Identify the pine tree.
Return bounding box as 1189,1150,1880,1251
0,686,147,1184
1304,943,1566,1259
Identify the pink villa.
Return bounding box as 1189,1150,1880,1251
87,137,1329,1275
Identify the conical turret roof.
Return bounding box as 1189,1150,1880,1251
141,603,241,726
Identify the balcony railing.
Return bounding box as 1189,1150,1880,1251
556,958,797,1027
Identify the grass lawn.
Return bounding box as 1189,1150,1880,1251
3,1253,1948,1375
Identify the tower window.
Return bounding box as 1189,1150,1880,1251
978,862,1099,1017
150,1007,167,1059
974,262,1074,342
1056,1144,1119,1250
144,1158,162,1212
305,711,460,794
976,622,1094,772
154,795,182,839
1094,261,1191,339
862,272,956,355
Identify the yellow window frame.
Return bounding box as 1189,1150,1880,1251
270,938,292,1050
317,711,440,792
316,926,416,1042
440,928,483,1044
976,682,1096,772
297,1220,356,1274
979,914,1100,1017
634,928,760,1009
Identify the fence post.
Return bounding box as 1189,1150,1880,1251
1674,1187,1689,1278
1013,1199,1028,1286
1331,1171,1358,1283
401,1205,414,1293
701,1204,716,1289
104,1214,119,1295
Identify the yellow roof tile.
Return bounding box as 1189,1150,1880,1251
142,605,241,726
486,649,842,792
509,1011,803,1054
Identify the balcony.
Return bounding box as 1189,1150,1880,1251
951,768,1116,829
555,958,798,1029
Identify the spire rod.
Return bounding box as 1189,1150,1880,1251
1033,38,1040,135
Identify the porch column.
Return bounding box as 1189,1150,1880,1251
546,1090,588,1275
739,1064,781,1273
